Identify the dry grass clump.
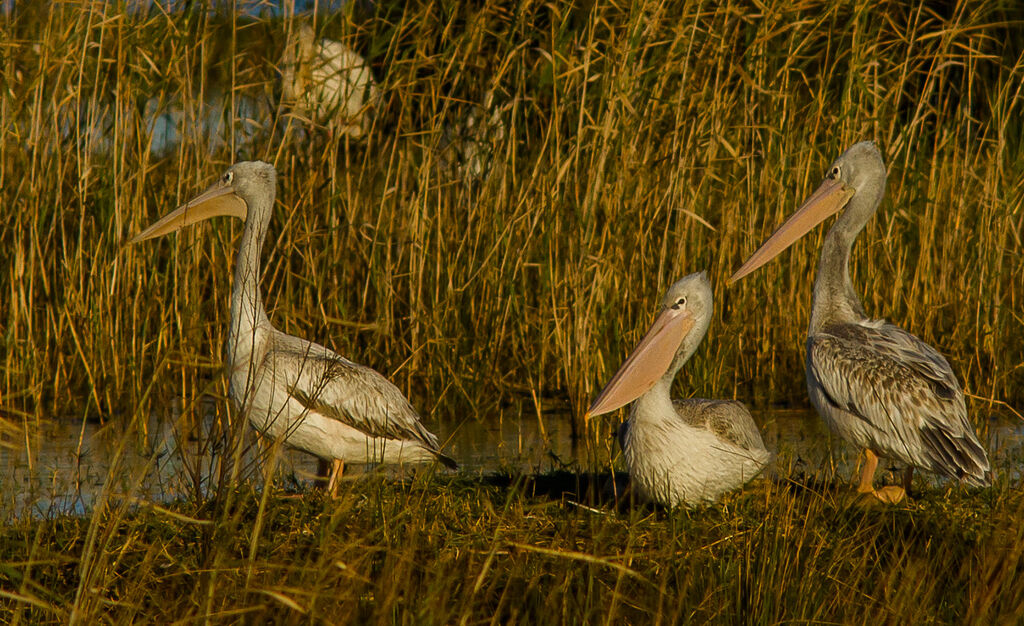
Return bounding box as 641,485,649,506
1,473,1023,623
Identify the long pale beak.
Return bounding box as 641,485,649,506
586,307,696,420
128,183,247,244
729,178,855,282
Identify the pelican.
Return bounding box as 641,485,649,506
279,23,380,138
587,272,771,507
130,161,455,495
730,141,989,503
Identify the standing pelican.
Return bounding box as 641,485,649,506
587,272,770,507
730,141,989,503
130,161,455,495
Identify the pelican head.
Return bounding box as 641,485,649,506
586,271,713,419
729,141,887,282
128,161,277,244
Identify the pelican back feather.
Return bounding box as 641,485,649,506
672,399,768,454
263,331,456,467
808,321,989,485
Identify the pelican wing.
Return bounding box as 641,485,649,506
809,321,989,484
264,333,442,451
673,399,768,453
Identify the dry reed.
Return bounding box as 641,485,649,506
1,1,1020,432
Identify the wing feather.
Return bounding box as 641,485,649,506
264,331,445,453
672,399,768,454
809,321,989,484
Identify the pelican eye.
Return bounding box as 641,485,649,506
223,171,234,185
671,297,687,310
829,165,841,179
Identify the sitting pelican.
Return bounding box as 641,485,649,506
730,141,989,502
587,272,770,507
130,161,455,495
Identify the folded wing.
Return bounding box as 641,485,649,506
809,321,988,484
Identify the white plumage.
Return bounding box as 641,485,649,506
589,272,770,507
131,161,454,493
279,23,381,138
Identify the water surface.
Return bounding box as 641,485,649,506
1,406,1019,520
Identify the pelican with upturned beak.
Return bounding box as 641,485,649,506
129,161,455,495
587,272,770,507
730,141,989,503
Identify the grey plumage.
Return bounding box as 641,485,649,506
808,320,988,485
673,399,766,454
267,331,457,468
732,141,990,494
615,398,767,466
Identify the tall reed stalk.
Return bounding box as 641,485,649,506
0,0,1021,435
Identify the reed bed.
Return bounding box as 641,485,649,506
0,0,1020,429
1,0,1023,621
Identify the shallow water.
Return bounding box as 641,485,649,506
1,406,1020,520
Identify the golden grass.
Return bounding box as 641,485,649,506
3,473,1024,623
1,1,1022,431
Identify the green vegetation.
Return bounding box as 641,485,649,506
1,0,1023,622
